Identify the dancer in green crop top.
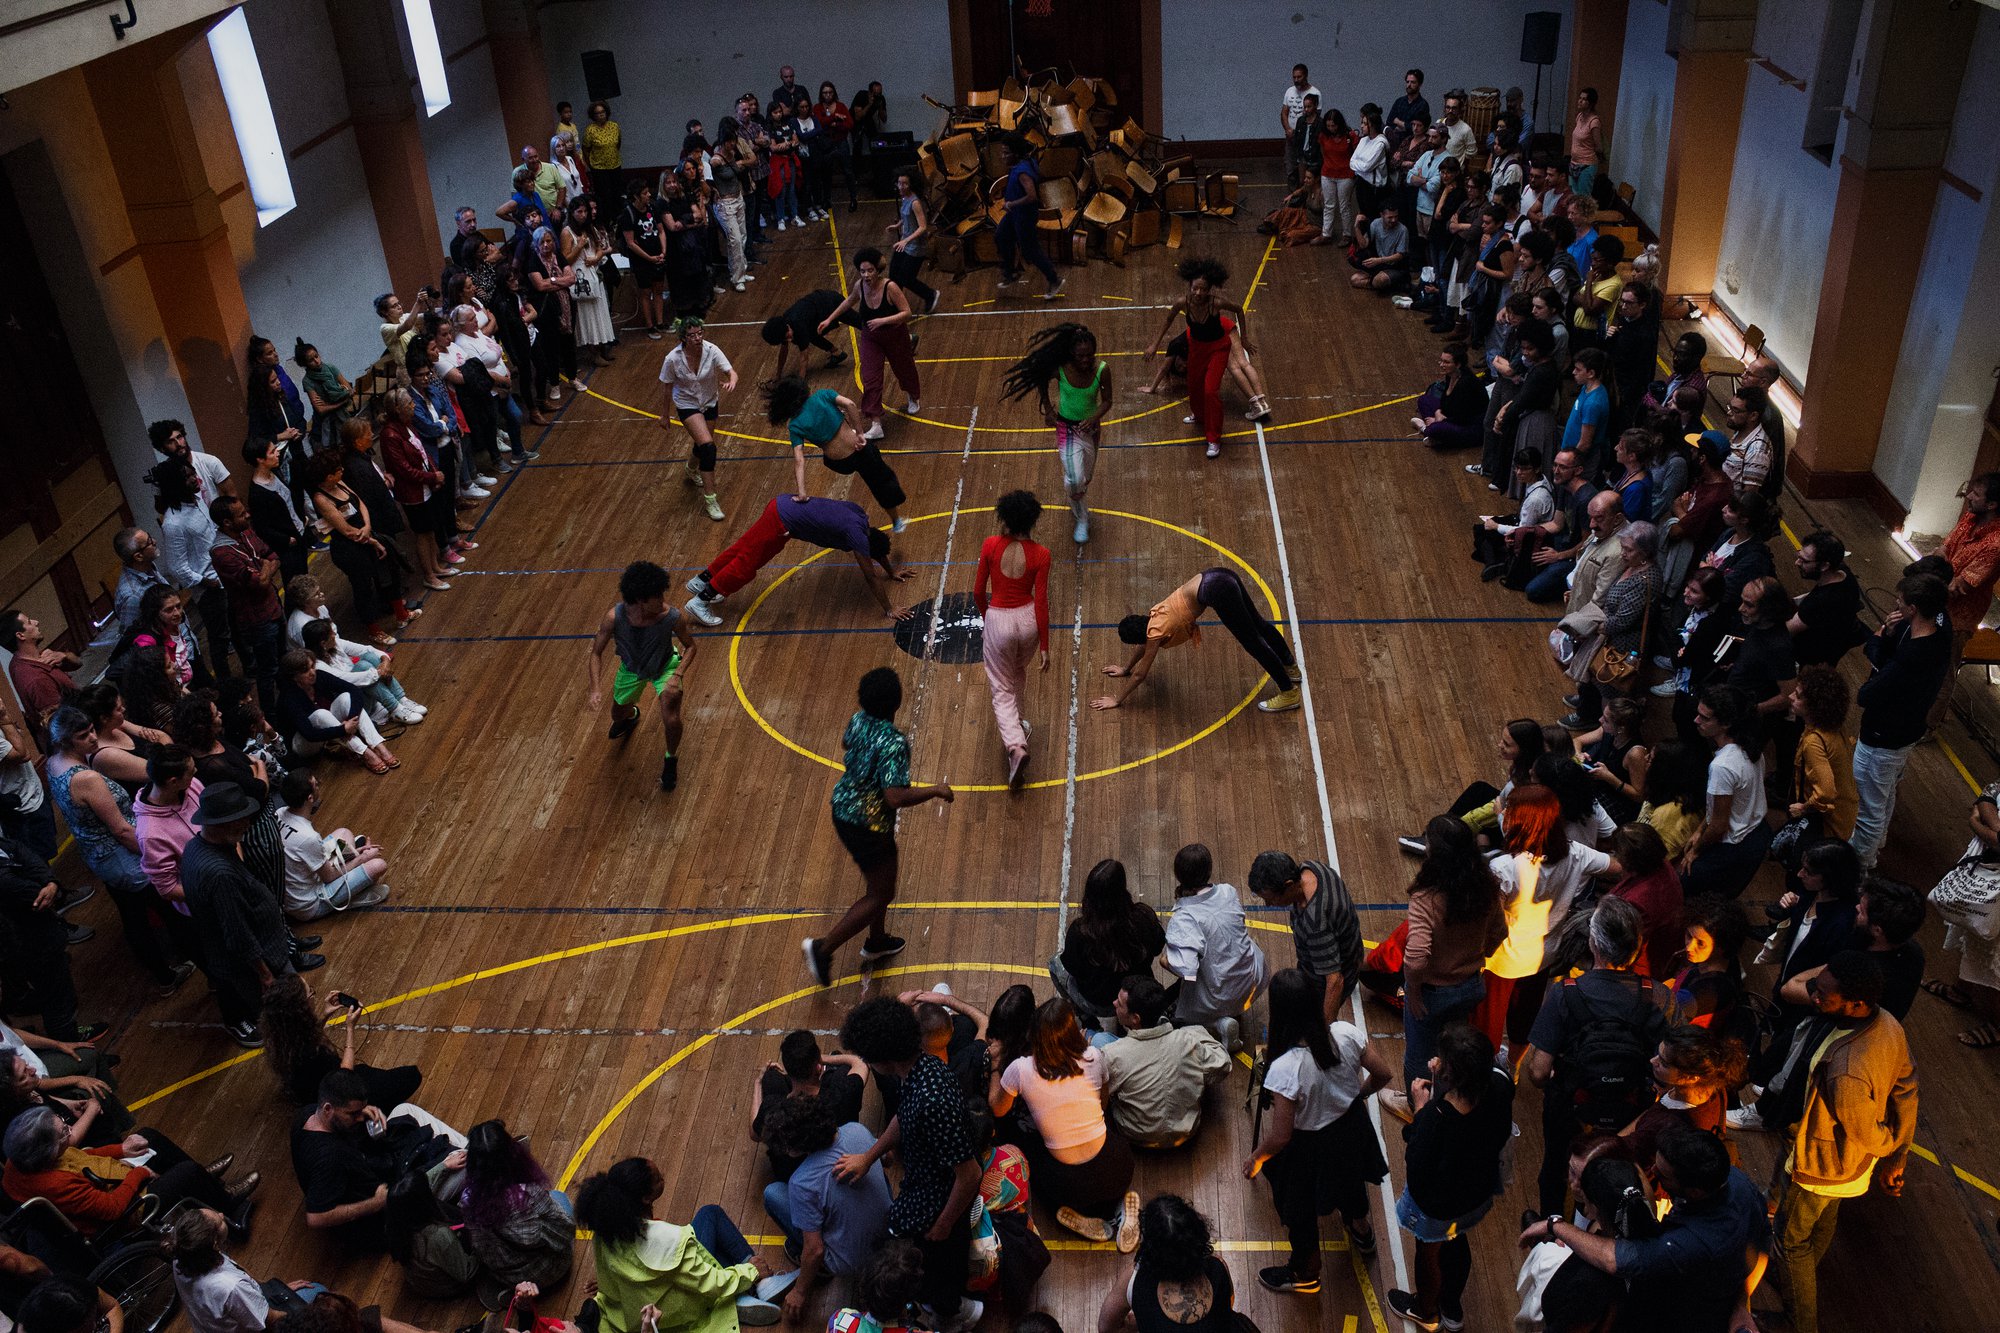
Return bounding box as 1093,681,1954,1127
1000,323,1112,544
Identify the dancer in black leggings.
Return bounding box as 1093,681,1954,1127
1092,568,1300,713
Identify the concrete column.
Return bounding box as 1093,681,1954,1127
1565,0,1629,153
483,0,555,172
326,0,444,300
82,28,253,467
1792,0,1979,495
1655,0,1756,299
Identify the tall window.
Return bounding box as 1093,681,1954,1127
402,0,451,116
206,8,294,226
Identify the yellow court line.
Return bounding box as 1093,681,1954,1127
962,299,995,308
725,506,1283,791
916,350,1152,365
557,960,1047,1188
1242,234,1281,313
126,911,821,1110
1098,294,1134,301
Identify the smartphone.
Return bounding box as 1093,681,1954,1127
332,991,363,1012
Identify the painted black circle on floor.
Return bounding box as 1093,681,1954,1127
892,591,985,664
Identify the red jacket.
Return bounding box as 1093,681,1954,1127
3,1145,150,1234
378,419,439,506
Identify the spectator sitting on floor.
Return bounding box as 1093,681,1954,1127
170,1206,437,1333
1100,975,1230,1149
1095,1194,1242,1333
302,620,425,727
1349,200,1410,294
1,1104,254,1239
274,651,399,775
259,973,421,1109
572,1156,790,1333
749,1030,868,1181
0,1049,132,1149
827,1241,927,1333
16,1277,131,1333
757,1093,891,1319
1052,858,1164,1033
1163,843,1266,1047
905,990,991,1102
290,1068,466,1250
1409,343,1486,452
458,1118,577,1308
277,771,391,919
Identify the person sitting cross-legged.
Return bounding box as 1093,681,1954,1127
276,771,391,920
289,1068,466,1251
758,1094,890,1320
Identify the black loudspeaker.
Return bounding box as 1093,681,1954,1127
581,50,621,102
1521,11,1561,65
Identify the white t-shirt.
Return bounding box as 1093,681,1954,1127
278,808,333,916
659,342,734,410
0,1022,49,1078
1001,1048,1106,1156
454,331,506,377
1487,845,1612,978
175,1256,269,1333
1281,83,1321,126
0,733,44,816
1264,1021,1368,1131
1707,742,1767,843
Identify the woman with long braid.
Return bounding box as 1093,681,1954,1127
1001,323,1111,544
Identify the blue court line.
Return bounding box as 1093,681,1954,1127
522,435,1413,467
373,901,1409,917
393,613,1549,646
455,555,1141,577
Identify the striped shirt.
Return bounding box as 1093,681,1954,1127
1290,860,1363,985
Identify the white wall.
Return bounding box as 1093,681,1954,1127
421,0,515,250
1710,3,1840,378
537,0,953,170
236,0,397,381
1609,0,1672,232
1158,0,1572,141
1871,6,2000,531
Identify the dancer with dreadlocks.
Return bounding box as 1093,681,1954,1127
1001,323,1111,544
1147,258,1270,458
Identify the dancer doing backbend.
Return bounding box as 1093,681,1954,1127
1093,568,1300,714
973,490,1051,788
803,667,953,987
765,376,908,531
816,249,922,442
1000,323,1110,545
585,560,700,792
1147,258,1270,459
682,494,914,626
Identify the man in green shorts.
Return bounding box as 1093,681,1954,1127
586,561,699,791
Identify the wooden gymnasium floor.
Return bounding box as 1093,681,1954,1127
63,170,2000,1333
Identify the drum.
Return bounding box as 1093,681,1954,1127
1466,88,1500,145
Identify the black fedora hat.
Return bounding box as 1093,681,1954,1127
191,781,263,827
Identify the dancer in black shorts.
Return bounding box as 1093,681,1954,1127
1093,568,1300,713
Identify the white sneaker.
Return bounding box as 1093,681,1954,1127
891,516,908,534
474,474,498,487
905,399,921,414
1215,1016,1241,1054
463,484,491,498
1182,414,1197,424
404,701,427,715
392,704,424,724
351,881,390,909
733,280,746,292
777,218,788,231
1649,680,1680,697
743,272,757,281
862,422,885,441
1495,1043,1511,1071
752,1271,799,1303
1726,1105,1766,1132
941,1300,984,1333
733,1296,781,1327
685,573,715,599
683,596,722,628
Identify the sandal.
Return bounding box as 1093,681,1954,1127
1957,1023,2000,1049
362,752,391,775
1923,978,1977,1011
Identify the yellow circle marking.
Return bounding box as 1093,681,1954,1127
726,508,1284,792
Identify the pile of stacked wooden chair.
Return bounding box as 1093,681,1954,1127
916,73,1243,277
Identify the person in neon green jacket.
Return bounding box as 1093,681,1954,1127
574,1157,796,1333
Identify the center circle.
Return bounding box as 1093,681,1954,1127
725,507,1285,792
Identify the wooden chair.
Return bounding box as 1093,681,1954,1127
1702,322,1765,398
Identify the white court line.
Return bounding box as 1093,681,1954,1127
1252,420,1413,1302
1056,550,1086,934
697,302,1175,331
906,409,978,757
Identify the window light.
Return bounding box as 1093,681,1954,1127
207,8,295,226
401,0,451,116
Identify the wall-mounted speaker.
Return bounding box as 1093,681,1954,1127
581,50,621,102
1521,11,1561,66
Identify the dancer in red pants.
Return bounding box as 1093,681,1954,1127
1148,257,1257,459
817,248,921,441
682,494,914,626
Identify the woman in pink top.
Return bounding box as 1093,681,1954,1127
132,744,208,980
973,490,1051,788
1568,87,1603,196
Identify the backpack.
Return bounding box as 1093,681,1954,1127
1554,973,1657,1131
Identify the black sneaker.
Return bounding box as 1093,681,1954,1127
802,938,831,986
226,1021,264,1049
858,935,905,963
1386,1291,1439,1332
65,923,95,945
609,713,639,741
293,952,327,973
660,754,678,792
1257,1267,1319,1294
1563,693,1582,709
157,961,195,995
55,885,96,916
291,933,323,950
1480,562,1507,582
825,351,848,369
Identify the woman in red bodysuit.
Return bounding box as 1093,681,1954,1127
974,490,1052,787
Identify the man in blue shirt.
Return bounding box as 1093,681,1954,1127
1520,1124,1768,1333
995,137,1063,300
758,1096,891,1321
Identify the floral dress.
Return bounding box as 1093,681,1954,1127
967,1144,1033,1292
